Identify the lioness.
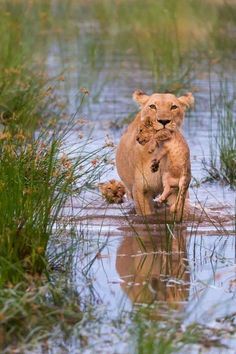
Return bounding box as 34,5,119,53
115,90,194,217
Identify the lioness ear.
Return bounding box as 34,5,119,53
178,92,194,110
133,90,150,106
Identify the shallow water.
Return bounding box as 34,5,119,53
50,195,233,353
46,10,236,354
53,62,236,353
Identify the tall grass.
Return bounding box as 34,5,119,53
0,3,114,351
203,83,236,187
132,306,229,354
0,1,107,286
0,123,109,285
81,0,236,92
0,2,110,351
0,281,83,352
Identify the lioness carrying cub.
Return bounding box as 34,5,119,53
115,90,194,218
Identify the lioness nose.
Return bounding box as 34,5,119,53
158,119,171,126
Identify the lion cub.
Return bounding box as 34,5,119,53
137,122,191,215
136,121,172,153
99,179,125,204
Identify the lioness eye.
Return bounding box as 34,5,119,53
149,104,156,110
171,104,178,110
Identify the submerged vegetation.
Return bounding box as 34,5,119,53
0,281,82,352
0,0,235,353
133,307,231,354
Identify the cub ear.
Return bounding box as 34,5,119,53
133,90,150,106
178,92,194,110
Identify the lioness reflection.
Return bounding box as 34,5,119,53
116,223,189,307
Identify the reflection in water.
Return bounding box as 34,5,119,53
116,222,190,309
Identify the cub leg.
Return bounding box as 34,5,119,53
170,176,190,220
154,173,172,204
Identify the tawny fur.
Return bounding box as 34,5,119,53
99,179,126,204
136,122,172,153
150,130,191,217
136,117,191,218
115,90,194,218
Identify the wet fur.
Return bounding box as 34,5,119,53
99,179,126,204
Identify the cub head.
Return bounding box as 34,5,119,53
133,90,194,132
99,179,125,204
136,122,154,146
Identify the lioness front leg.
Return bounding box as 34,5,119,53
132,186,155,215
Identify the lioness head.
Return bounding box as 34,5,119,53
133,90,194,132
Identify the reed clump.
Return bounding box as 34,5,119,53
203,85,236,187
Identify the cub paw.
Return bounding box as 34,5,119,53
151,159,160,172
153,195,164,204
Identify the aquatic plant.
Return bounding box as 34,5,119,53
132,306,231,354
203,82,236,187
0,280,83,353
